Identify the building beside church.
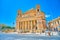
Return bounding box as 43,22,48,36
16,5,46,33
48,17,60,31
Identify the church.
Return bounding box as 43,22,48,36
16,5,46,33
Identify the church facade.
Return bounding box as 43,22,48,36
16,5,46,33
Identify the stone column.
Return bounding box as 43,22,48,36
26,21,28,30
52,22,54,31
24,21,26,30
24,21,25,31
33,20,36,33
19,22,20,31
29,21,31,30
25,21,27,31
31,21,33,32
33,20,35,26
20,22,22,32
16,21,19,32
22,22,23,32
22,21,24,32
28,21,29,31
21,22,23,31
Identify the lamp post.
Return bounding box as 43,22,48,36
13,22,14,27
13,22,15,32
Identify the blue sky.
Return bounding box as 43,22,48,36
0,0,60,27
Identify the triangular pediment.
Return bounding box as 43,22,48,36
22,8,37,17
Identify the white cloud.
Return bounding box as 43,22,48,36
45,15,51,18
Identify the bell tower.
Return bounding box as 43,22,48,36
18,10,22,17
36,5,40,12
